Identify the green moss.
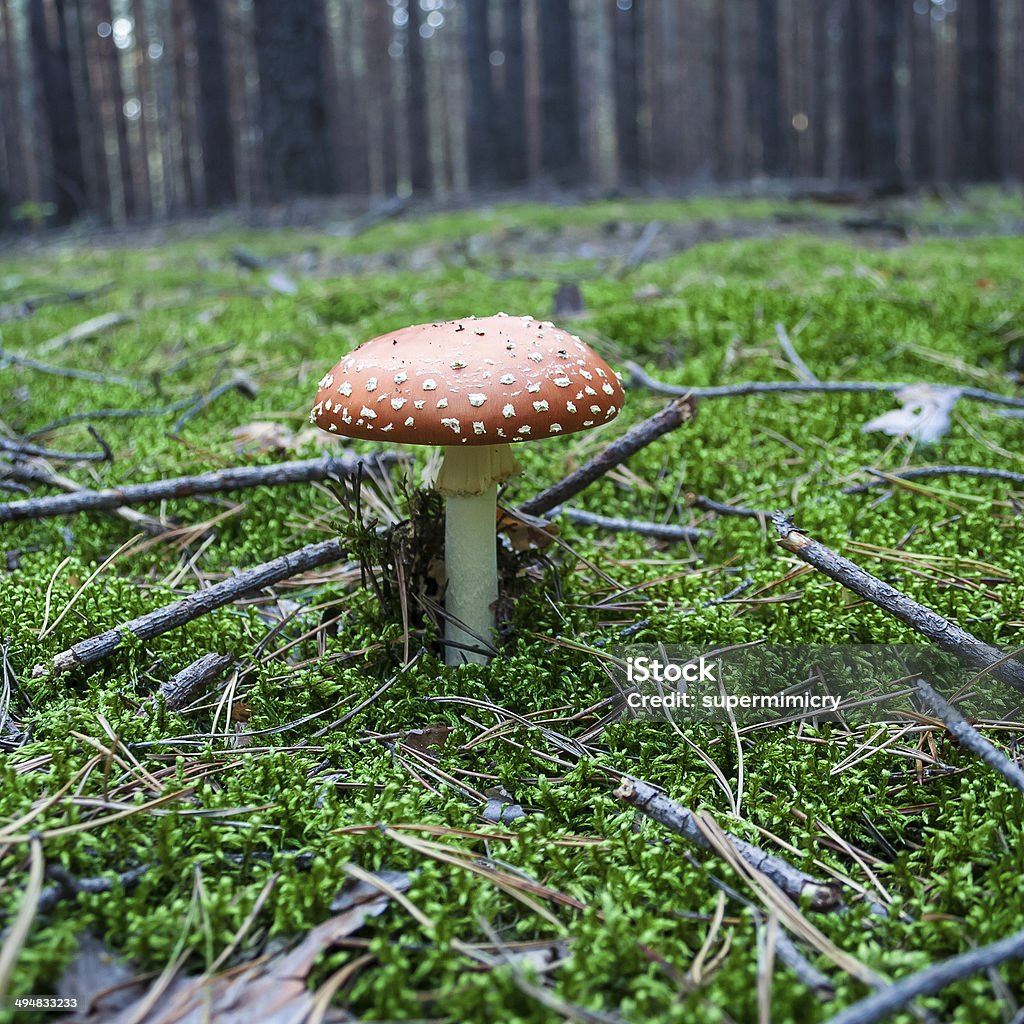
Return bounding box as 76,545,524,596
2,191,1023,1022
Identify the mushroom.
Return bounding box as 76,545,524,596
310,313,624,666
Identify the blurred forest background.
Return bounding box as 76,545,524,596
1,0,1021,229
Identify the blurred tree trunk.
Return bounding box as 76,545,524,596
252,0,335,198
497,0,527,184
405,0,431,193
170,0,196,211
756,0,782,175
363,0,397,194
908,1,933,182
464,0,497,187
868,0,900,188
612,0,641,184
127,0,152,218
538,0,579,184
68,0,110,219
956,0,998,180
1,0,28,210
29,0,87,222
187,0,236,205
92,0,136,217
839,0,867,179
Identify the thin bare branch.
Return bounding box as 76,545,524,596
773,512,1024,692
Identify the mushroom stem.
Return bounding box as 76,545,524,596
435,444,520,667
443,485,498,666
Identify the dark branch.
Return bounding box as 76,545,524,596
0,452,394,523
915,678,1024,795
773,512,1024,692
627,362,1024,410
842,465,1024,494
559,507,708,542
822,926,1024,1024
615,776,841,910
520,395,696,517
36,538,347,677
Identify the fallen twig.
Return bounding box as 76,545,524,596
36,538,347,678
520,395,696,517
0,345,135,387
559,507,708,542
618,220,662,277
140,653,235,715
0,428,113,464
773,512,1024,692
614,776,841,910
37,863,149,915
915,678,1024,795
842,465,1024,494
775,322,819,383
171,377,259,434
23,397,199,439
687,492,772,520
0,459,163,533
627,362,1024,410
822,925,1024,1024
0,453,394,524
35,311,132,355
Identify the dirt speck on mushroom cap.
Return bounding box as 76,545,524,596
310,313,625,445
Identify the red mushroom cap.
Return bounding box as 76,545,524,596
310,313,624,446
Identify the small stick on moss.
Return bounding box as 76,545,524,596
822,926,1024,1024
139,653,235,715
35,311,132,355
614,776,841,910
520,395,696,517
627,362,1024,410
842,465,1024,494
1,459,164,533
772,512,1024,693
559,507,708,542
914,678,1024,795
0,346,136,387
171,377,259,434
775,322,820,383
35,538,347,678
0,453,395,524
687,492,773,520
0,430,113,464
37,864,149,915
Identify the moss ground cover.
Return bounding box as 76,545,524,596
1,192,1023,1022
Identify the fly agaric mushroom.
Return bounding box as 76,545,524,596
310,313,624,666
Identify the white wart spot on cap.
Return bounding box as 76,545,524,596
318,373,334,388
404,416,415,427
554,377,571,388
527,382,541,394
365,377,378,392
590,405,601,414
566,401,577,413
517,425,532,435
394,371,408,385
468,393,487,407
440,417,461,434
529,352,543,363
338,381,353,397
602,383,615,395
500,374,516,385
414,400,425,409
502,404,515,419
550,423,562,433
423,379,437,390
533,400,549,412
437,397,449,408
473,421,486,434
360,406,377,419
391,397,406,410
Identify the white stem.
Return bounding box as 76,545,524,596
443,485,498,666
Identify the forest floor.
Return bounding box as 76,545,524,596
1,188,1023,1023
